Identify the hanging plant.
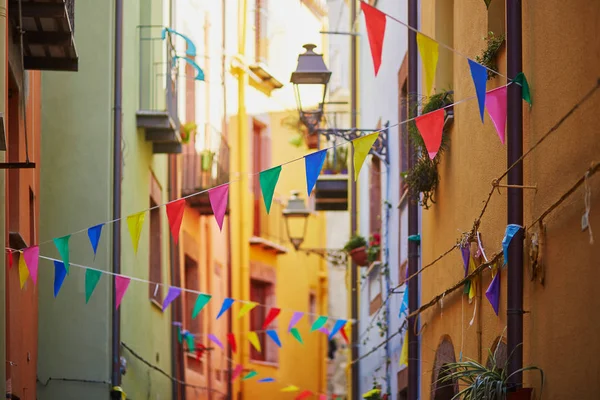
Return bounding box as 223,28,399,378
475,31,506,80
180,122,197,144
367,233,381,263
343,235,369,266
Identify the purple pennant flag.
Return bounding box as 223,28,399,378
486,269,500,316
162,287,182,310
461,246,470,277
318,327,330,336
288,311,304,332
208,334,224,349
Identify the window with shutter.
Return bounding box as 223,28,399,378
149,176,163,305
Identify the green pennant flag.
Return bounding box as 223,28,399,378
513,72,532,106
186,334,196,353
85,269,102,303
242,370,258,380
310,316,328,332
259,166,282,214
192,294,212,319
464,279,471,295
177,326,183,343
290,327,303,344
53,235,71,273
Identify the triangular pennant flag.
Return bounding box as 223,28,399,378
208,334,224,349
85,269,102,303
186,333,196,352
310,316,328,332
486,86,508,144
7,250,14,269
114,276,131,309
399,331,408,366
231,365,244,382
360,1,386,76
227,333,237,353
340,324,350,344
53,235,71,274
318,327,330,335
266,330,281,347
18,253,29,289
399,287,409,318
192,294,212,319
127,212,145,254
262,307,281,330
258,378,275,383
513,72,532,106
502,224,522,265
329,320,347,339
464,279,471,295
196,343,206,361
468,256,477,300
468,59,488,122
259,166,282,214
53,261,67,297
296,390,313,400
177,325,183,343
417,33,439,95
217,298,235,319
23,246,39,285
288,311,304,331
163,287,182,310
352,133,379,180
208,184,229,231
242,370,258,380
319,395,328,400
165,199,186,244
238,302,258,319
486,268,500,316
415,109,445,160
290,327,303,344
461,245,470,277
282,385,300,393
305,150,327,196
247,331,262,352
87,224,104,257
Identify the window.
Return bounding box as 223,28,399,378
487,0,505,36
252,120,271,237
250,279,277,363
254,0,269,63
149,176,163,304
368,265,382,315
308,292,317,325
184,255,201,337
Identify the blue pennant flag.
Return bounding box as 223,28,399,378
468,59,488,122
328,319,347,339
257,378,275,383
266,330,281,347
216,298,235,319
87,224,104,257
304,149,327,196
399,287,409,318
502,224,522,265
53,260,67,297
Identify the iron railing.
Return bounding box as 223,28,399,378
181,133,230,195
66,0,75,32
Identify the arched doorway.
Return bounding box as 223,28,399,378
486,336,508,371
431,336,458,400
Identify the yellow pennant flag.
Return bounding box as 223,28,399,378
238,302,258,319
417,33,439,96
468,256,477,300
399,331,408,366
127,211,146,254
352,133,380,181
247,331,261,352
281,385,299,393
18,253,29,289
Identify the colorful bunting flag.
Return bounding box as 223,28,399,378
361,1,386,76
259,166,282,214
296,390,313,400
282,385,300,393
415,109,445,160
262,307,281,330
468,256,477,301
127,212,145,254
248,331,262,352
310,316,328,332
53,235,71,273
208,334,224,349
318,327,330,335
486,86,508,144
208,184,229,231
165,199,185,244
417,33,439,95
257,378,275,383
266,330,281,347
288,311,304,331
192,294,212,319
227,333,237,353
399,331,408,366
468,59,488,122
87,224,104,257
513,72,532,106
231,364,244,381
290,327,303,344
329,320,347,339
217,298,235,319
114,276,131,309
340,324,350,344
18,253,29,289
242,370,258,380
399,288,409,318
85,269,102,303
23,246,39,285
163,287,182,310
502,224,522,265
238,302,258,319
353,133,380,180
461,245,470,277
186,333,196,352
319,395,328,400
8,250,14,269
486,268,500,316
53,261,67,297
305,150,327,196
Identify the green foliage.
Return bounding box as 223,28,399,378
475,32,506,80
180,122,197,144
343,234,367,252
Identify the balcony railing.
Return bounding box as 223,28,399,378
250,194,288,254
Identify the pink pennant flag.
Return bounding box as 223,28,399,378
414,109,445,160
115,276,131,309
318,327,330,336
23,246,39,285
288,311,304,331
208,184,229,231
231,364,244,382
262,307,281,330
165,199,186,244
319,395,328,400
486,86,508,144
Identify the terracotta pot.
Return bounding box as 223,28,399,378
508,388,533,400
349,246,368,266
305,133,319,149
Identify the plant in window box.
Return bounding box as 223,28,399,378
180,122,197,144
475,31,506,80
323,151,335,174
367,232,381,263
200,149,215,172
343,234,368,266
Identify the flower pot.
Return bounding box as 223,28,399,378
349,246,369,266
508,388,533,400
305,133,319,149
201,152,214,171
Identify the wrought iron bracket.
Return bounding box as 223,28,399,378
301,248,348,266
314,124,390,164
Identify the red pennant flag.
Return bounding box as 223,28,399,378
227,333,237,353
165,199,185,244
231,364,244,382
361,1,387,76
414,109,445,160
262,307,281,330
196,344,206,361
296,390,313,400
7,250,13,269
340,326,350,344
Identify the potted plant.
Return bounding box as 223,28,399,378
180,122,197,144
304,131,319,149
200,149,215,172
475,31,506,80
367,233,381,263
343,235,368,266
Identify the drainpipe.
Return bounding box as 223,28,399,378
111,0,123,392
383,127,391,395
407,0,420,399
506,0,524,391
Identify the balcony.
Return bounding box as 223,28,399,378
181,134,230,214
9,0,78,71
250,194,288,254
314,146,349,211
136,26,182,154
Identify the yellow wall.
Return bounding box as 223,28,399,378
419,0,600,399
